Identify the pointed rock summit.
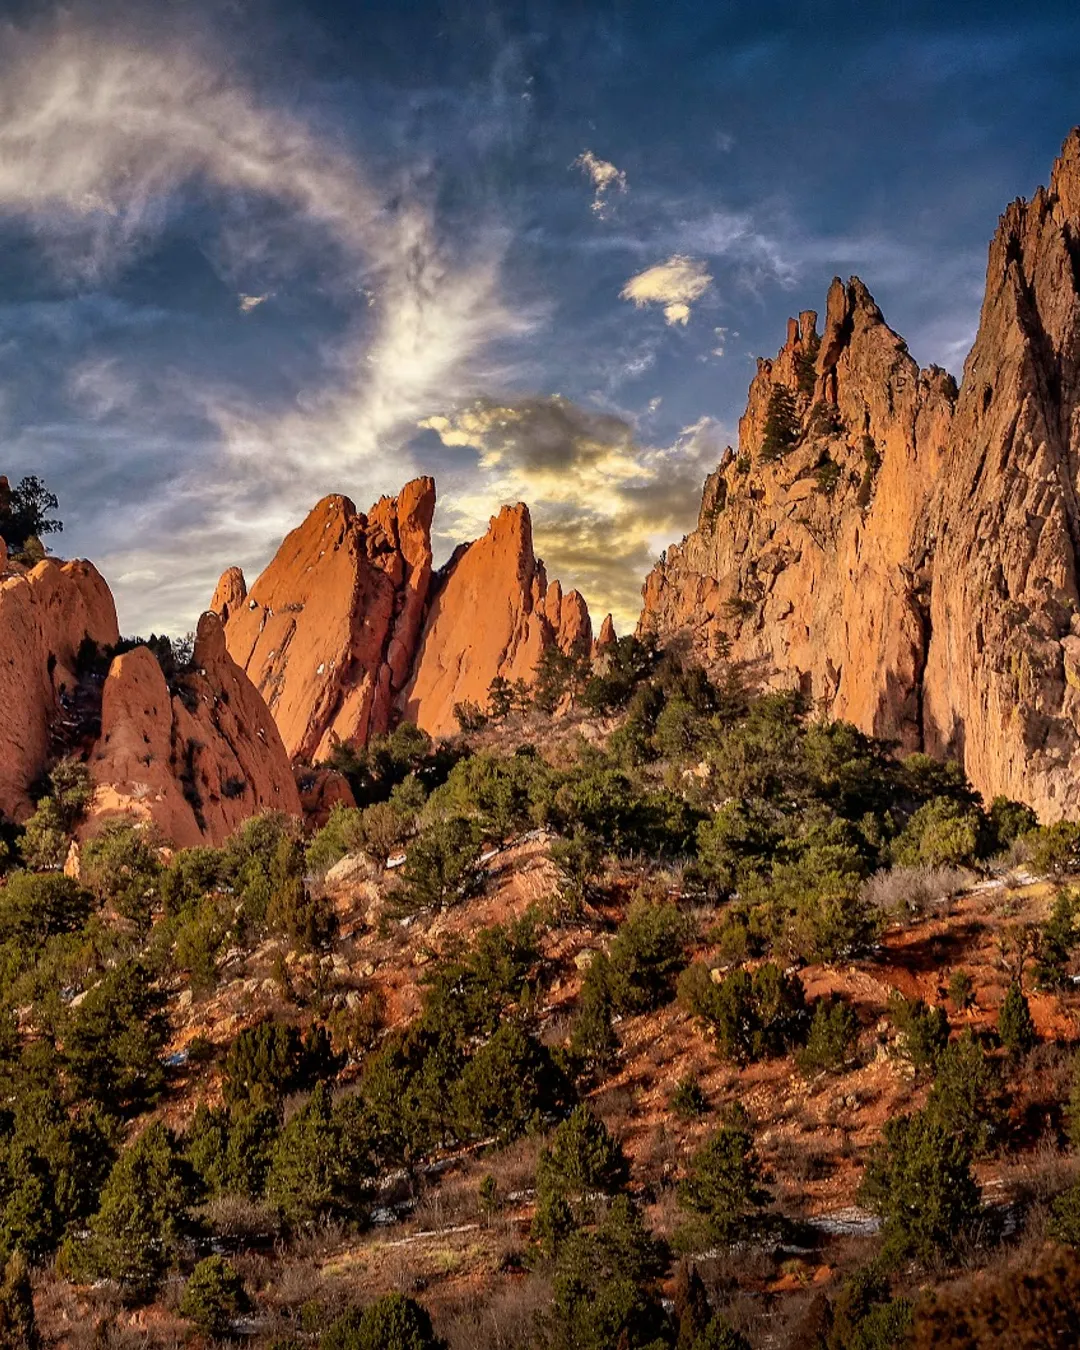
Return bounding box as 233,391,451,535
218,479,436,762
402,502,592,735
640,128,1080,821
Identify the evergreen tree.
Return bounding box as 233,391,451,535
759,385,800,463
998,982,1036,1059
264,1084,370,1228
0,1252,38,1350
678,1117,770,1247
180,1255,249,1337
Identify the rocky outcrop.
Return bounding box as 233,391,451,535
640,129,1080,821
402,503,592,736
221,479,436,762
922,130,1080,820
640,281,956,750
0,557,119,821
210,566,247,625
594,614,618,656
86,611,300,847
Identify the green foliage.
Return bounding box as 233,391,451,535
452,1019,571,1144
180,1255,249,1336
678,1116,770,1247
539,1195,671,1350
760,385,800,463
0,475,62,552
63,962,167,1114
856,437,882,508
1023,819,1080,877
0,873,92,945
1049,1179,1080,1246
604,898,689,1014
487,675,513,720
858,1109,980,1263
691,1318,753,1350
533,1105,630,1253
0,1251,39,1350
453,700,488,732
671,1075,709,1119
80,824,161,932
395,816,483,914
892,796,982,869
679,961,808,1064
434,749,553,842
998,982,1036,1059
185,1102,278,1199
826,1266,913,1350
534,645,589,715
888,994,949,1076
924,1031,1002,1154
320,1293,446,1350
223,1020,340,1110
947,969,974,1011
581,634,659,714
78,1122,194,1301
987,795,1038,852
1033,887,1078,990
797,996,859,1075
264,1083,371,1228
569,953,619,1073
815,453,843,496
17,759,91,871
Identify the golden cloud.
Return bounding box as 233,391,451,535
620,254,713,325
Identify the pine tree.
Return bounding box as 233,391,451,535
998,982,1036,1059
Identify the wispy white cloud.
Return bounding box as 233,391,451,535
620,254,713,325
238,293,271,314
573,150,628,217
0,22,533,631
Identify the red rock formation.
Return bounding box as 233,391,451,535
639,129,1080,820
296,766,356,831
210,566,247,625
0,557,119,821
222,479,436,762
594,613,617,654
640,281,955,749
86,611,300,847
402,503,592,736
922,129,1080,820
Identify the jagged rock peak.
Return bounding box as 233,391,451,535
221,478,437,762
211,566,247,624
402,500,592,736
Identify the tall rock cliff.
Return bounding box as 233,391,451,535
640,129,1080,821
401,502,592,736
640,281,956,749
0,556,119,821
923,130,1080,820
217,478,436,762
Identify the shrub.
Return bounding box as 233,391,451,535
861,864,971,923
1033,887,1078,990
18,798,69,871
925,1030,1002,1154
0,872,92,944
988,795,1038,852
452,1019,571,1144
395,817,483,914
320,1293,446,1350
532,1105,630,1253
1,474,63,551
888,994,949,1076
223,1020,310,1109
0,1251,39,1349
604,898,690,1014
1025,820,1080,877
679,961,808,1064
998,982,1036,1059
80,823,162,931
264,1083,371,1229
63,961,168,1113
678,1117,770,1247
892,797,982,869
815,453,842,496
79,1122,195,1301
569,954,619,1073
797,996,859,1075
948,969,974,1011
858,1109,980,1263
549,828,604,915
180,1255,249,1336
671,1075,709,1119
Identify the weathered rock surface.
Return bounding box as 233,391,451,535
0,557,119,821
210,566,247,625
86,611,300,847
221,480,436,762
922,129,1080,820
402,503,592,736
640,129,1080,820
640,282,956,750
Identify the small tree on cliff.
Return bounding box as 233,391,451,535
759,387,800,463
0,475,63,553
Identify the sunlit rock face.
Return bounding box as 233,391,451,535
401,502,592,736
641,130,1080,823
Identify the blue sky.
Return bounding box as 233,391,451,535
1,0,1078,633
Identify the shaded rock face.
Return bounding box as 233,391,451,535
923,130,1080,820
220,479,436,762
86,612,301,848
640,282,956,751
401,502,592,736
640,129,1080,821
0,558,119,821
